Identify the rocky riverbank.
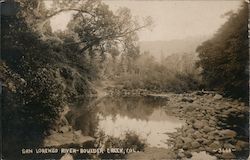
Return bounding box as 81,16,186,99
162,91,249,159
106,87,164,97
42,88,249,160
43,105,95,147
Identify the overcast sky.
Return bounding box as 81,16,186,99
48,0,242,41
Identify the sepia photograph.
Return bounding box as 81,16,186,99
1,0,249,159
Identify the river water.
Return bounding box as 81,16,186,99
67,96,184,149
61,96,220,160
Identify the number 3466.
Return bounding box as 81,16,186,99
217,148,236,153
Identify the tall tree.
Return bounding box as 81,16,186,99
1,2,151,158
196,3,248,99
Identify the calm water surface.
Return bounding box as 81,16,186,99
67,97,184,148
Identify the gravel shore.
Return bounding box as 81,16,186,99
163,91,249,159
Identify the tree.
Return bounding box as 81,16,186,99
196,3,248,99
16,0,152,55
1,1,66,159
2,1,151,155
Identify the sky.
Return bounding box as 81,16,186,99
47,0,242,41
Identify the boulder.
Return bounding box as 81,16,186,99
175,138,184,148
209,141,221,151
191,141,200,149
208,119,216,126
183,144,189,150
196,91,205,96
59,126,69,133
189,118,196,124
181,98,194,103
193,121,205,129
223,143,236,150
192,131,202,139
184,151,192,158
213,94,223,100
48,129,57,135
74,130,82,137
208,135,215,141
203,126,212,133
177,152,185,158
197,138,204,143
235,140,249,151
181,137,193,144
184,105,195,112
240,102,245,106
237,114,244,118
205,146,214,153
220,129,237,139
221,152,236,159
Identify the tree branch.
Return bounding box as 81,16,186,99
67,24,149,53
38,8,95,20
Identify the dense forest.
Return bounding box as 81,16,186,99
1,0,151,158
102,51,200,93
196,4,248,100
1,0,248,159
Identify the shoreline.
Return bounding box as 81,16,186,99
43,89,249,159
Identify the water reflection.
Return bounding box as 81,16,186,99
66,97,184,148
66,98,99,136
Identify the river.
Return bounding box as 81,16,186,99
47,92,248,160
67,96,183,150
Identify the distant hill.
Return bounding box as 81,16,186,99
139,35,210,61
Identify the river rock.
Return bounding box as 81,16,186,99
197,138,204,143
196,91,205,96
208,135,215,141
208,120,216,127
184,151,192,158
177,152,185,158
175,138,184,148
196,113,204,120
209,141,221,151
223,143,236,149
220,114,228,118
183,144,189,150
192,131,202,139
213,94,223,100
227,108,238,114
237,114,245,118
220,129,237,139
48,129,57,135
240,102,245,106
235,140,249,151
59,126,69,133
184,105,195,112
181,137,193,144
181,98,194,103
191,141,200,149
182,132,188,138
205,146,214,153
74,130,82,137
189,118,196,123
193,121,205,129
203,126,212,133
221,152,236,159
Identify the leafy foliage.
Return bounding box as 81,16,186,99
196,3,248,99
104,51,200,93
95,131,146,159
1,2,150,158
